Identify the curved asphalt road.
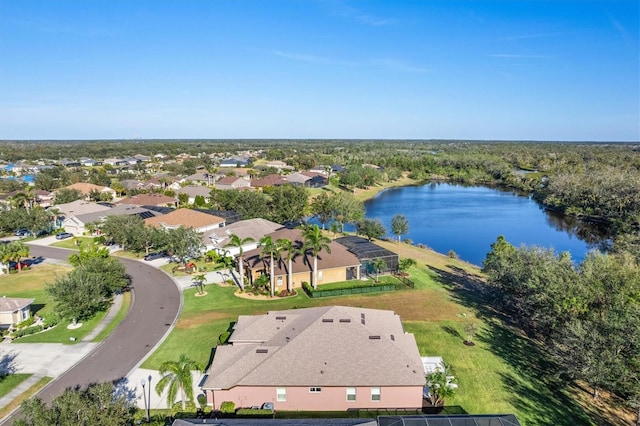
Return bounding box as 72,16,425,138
1,245,182,425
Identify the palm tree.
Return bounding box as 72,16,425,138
259,236,280,297
47,206,62,230
192,273,207,295
225,234,254,291
370,257,387,283
276,238,298,292
301,225,331,290
155,354,204,411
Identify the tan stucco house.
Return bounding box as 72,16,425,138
0,297,34,329
201,306,425,411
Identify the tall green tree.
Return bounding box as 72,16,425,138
302,225,332,289
310,192,333,230
357,218,386,241
225,234,255,291
330,192,364,233
164,226,203,265
155,354,204,411
391,214,409,242
267,184,309,224
54,188,82,204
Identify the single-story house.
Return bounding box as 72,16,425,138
181,172,215,186
219,157,251,168
62,204,161,236
243,228,361,290
116,193,177,208
251,174,287,189
201,306,425,411
144,208,225,233
54,200,112,221
284,172,327,188
213,176,251,191
58,183,117,200
176,185,212,204
0,297,34,329
203,218,283,253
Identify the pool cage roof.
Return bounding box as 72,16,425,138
335,236,399,272
377,415,521,426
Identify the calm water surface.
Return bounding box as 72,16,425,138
363,183,599,266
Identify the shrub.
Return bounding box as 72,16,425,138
220,401,235,414
448,249,458,259
43,313,61,328
12,325,44,339
236,408,273,417
197,394,207,409
218,331,231,345
16,316,35,329
302,282,313,295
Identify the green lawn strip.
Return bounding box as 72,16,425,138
15,309,108,344
0,376,52,419
0,374,31,399
92,292,132,342
50,236,94,249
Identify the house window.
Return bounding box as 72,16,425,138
318,270,323,281
371,387,381,401
276,387,286,402
309,387,322,393
277,277,283,286
346,387,356,401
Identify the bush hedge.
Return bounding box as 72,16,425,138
220,401,235,414
236,408,274,417
303,281,396,298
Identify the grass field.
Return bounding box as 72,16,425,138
0,374,31,399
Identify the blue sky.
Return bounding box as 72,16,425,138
1,0,638,141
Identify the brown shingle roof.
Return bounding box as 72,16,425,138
60,182,114,196
202,306,424,389
144,208,224,230
243,228,360,274
251,174,286,188
116,193,177,206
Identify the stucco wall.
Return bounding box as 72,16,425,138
207,385,422,411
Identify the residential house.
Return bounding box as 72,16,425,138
62,204,160,236
265,160,294,172
144,208,225,233
251,174,287,189
133,154,151,162
181,172,214,186
0,189,54,208
243,228,361,290
284,172,327,188
203,218,282,253
116,193,177,208
103,158,130,167
54,199,112,221
176,185,212,205
0,297,34,329
79,158,98,167
118,179,143,191
213,176,251,191
60,158,81,168
219,157,250,168
201,306,425,411
142,176,181,191
58,183,117,200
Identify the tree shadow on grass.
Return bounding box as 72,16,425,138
441,325,463,341
428,264,621,425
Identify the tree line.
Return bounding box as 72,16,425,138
482,236,640,421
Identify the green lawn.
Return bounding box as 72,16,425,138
91,292,132,342
50,236,95,249
0,264,122,345
0,374,31,399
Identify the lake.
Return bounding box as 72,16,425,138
362,183,605,266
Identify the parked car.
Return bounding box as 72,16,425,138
55,232,73,240
144,252,167,261
8,261,29,270
14,229,31,237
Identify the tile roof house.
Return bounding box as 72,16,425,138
62,204,161,236
284,172,328,188
116,193,177,208
213,176,251,191
243,228,361,291
176,185,213,204
144,208,225,233
59,183,117,200
54,200,112,219
201,306,424,411
251,174,287,189
0,297,35,329
203,218,283,253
